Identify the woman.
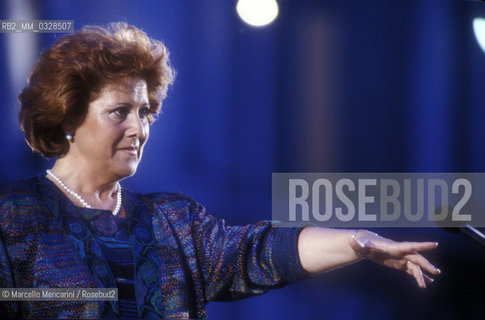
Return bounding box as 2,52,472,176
0,22,440,319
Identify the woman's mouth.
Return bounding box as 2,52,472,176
118,147,138,156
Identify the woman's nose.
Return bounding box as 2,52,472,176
126,113,147,139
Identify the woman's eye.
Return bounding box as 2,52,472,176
139,108,150,119
112,108,128,118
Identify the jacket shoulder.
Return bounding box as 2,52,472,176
141,191,205,223
0,176,42,205
0,176,43,221
146,192,201,207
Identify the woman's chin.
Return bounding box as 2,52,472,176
114,164,139,180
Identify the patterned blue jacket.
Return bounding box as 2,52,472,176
0,175,308,319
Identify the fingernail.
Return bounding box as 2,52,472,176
436,268,441,274
434,242,439,247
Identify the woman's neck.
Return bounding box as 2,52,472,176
48,157,120,210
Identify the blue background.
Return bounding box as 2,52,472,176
1,0,484,319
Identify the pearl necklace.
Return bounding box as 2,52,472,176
46,170,122,215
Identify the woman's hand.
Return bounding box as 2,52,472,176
349,230,441,288
298,227,440,288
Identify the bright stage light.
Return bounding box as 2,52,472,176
473,17,485,53
236,0,279,27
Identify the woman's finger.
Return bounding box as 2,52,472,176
362,239,438,258
423,273,434,284
406,261,426,288
389,241,439,255
406,254,441,275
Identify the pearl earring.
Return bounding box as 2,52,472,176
66,133,73,141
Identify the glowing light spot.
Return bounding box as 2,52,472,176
236,0,279,27
473,17,485,53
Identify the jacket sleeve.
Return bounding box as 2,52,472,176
189,202,311,302
0,222,20,317
0,181,32,318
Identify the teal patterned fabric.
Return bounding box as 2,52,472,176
0,175,309,319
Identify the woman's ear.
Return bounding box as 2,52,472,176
62,120,76,143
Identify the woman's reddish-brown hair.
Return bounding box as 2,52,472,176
18,22,175,158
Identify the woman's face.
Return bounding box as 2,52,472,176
70,77,150,180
